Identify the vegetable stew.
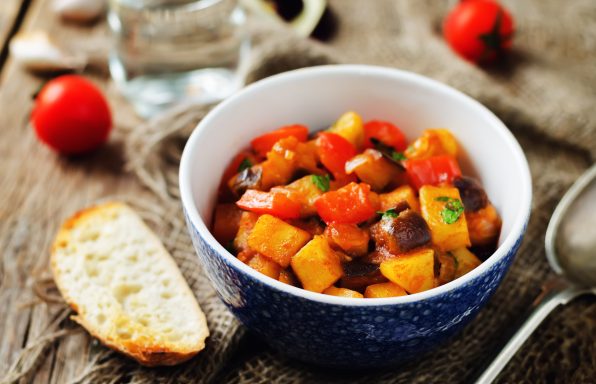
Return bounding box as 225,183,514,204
212,112,502,298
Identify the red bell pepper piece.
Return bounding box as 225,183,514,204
405,155,462,189
363,120,407,151
236,189,301,219
316,132,357,176
315,182,376,224
251,125,309,157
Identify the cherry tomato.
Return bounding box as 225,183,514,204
251,124,309,157
31,75,112,154
405,155,462,190
316,132,357,175
363,120,407,151
236,189,301,219
315,182,376,224
443,0,514,63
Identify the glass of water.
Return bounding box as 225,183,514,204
108,0,249,118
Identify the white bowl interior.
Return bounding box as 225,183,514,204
180,65,531,304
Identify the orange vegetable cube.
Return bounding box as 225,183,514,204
405,129,458,159
328,111,365,149
419,185,471,252
466,203,502,246
379,248,436,294
244,253,281,280
451,248,482,278
276,175,325,217
212,203,243,245
233,211,259,251
323,286,364,298
379,185,420,212
324,223,370,257
364,282,407,298
345,149,401,191
247,214,311,267
291,236,343,293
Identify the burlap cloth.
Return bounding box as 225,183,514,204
3,1,595,383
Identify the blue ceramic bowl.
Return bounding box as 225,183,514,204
179,65,532,368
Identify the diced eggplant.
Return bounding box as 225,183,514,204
339,262,387,290
453,176,488,212
370,209,432,256
229,166,262,196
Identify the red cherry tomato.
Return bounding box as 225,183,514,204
251,124,309,157
316,132,357,176
315,182,376,224
363,120,407,151
31,75,112,154
443,0,514,63
405,155,462,190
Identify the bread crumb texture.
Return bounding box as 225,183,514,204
51,202,209,366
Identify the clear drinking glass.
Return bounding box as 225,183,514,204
108,0,249,117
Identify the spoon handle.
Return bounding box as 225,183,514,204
475,285,591,384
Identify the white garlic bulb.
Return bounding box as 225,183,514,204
53,0,106,23
9,32,86,73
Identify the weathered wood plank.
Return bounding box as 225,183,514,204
0,0,25,70
0,1,144,382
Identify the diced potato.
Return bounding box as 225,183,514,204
244,253,281,280
323,286,364,298
328,111,364,149
233,211,259,251
405,129,458,159
379,185,420,212
451,248,482,278
419,185,471,252
379,248,436,294
364,282,407,298
436,252,457,285
324,223,370,257
466,203,502,246
345,149,401,191
291,235,343,293
279,269,299,286
212,203,244,245
248,214,311,267
277,175,325,217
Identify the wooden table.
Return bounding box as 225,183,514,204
0,1,153,381
1,1,595,383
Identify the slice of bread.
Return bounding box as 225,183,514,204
51,202,209,366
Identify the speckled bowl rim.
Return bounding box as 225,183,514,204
179,64,532,307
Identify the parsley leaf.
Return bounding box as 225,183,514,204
377,208,399,219
237,158,253,172
311,174,330,192
370,138,406,169
435,196,464,224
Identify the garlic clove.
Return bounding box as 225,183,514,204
53,0,106,23
9,31,87,73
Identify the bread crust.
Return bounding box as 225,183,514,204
51,202,209,366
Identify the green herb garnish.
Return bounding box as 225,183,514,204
311,174,330,192
237,158,253,172
435,196,464,224
377,208,399,219
370,138,406,169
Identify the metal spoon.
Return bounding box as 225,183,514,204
477,164,596,383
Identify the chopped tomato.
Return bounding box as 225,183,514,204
363,120,407,151
251,125,309,157
315,182,376,224
316,132,357,175
405,155,462,190
236,189,301,219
